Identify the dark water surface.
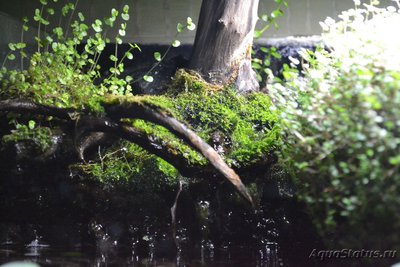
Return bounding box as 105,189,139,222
1,150,398,267
0,153,331,267
1,241,283,267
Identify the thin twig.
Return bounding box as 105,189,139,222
130,31,179,84
171,180,183,247
64,0,80,39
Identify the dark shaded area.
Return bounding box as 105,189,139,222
0,152,324,266
90,36,323,96
92,43,192,95
253,36,323,88
0,113,322,266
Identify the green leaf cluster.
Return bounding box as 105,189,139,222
254,0,288,39
252,46,282,83
270,2,400,250
1,0,139,112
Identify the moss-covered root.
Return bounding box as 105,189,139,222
102,95,254,205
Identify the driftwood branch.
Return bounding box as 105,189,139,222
0,99,74,120
104,98,253,204
74,115,213,177
0,99,253,205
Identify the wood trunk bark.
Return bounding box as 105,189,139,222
189,0,260,93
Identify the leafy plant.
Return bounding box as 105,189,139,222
1,0,138,111
254,0,288,39
0,0,146,158
138,16,196,83
270,0,400,249
252,0,287,86
252,46,282,84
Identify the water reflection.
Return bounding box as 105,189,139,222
0,236,283,267
0,158,320,267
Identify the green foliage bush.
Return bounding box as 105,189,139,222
270,1,400,249
0,0,197,159
1,52,103,112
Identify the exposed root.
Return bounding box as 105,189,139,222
0,98,253,205
104,97,254,204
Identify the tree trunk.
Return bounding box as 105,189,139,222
189,0,260,93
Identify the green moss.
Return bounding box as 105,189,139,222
2,121,54,153
130,119,207,165
168,69,222,94
84,84,281,185
103,94,175,114
171,89,281,167
72,141,180,190
2,56,281,186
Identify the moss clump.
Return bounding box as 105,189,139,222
1,51,279,188
103,94,175,115
1,57,280,186
2,121,54,154
73,141,180,188
82,83,281,185
172,89,280,167
130,119,207,166
168,69,222,94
